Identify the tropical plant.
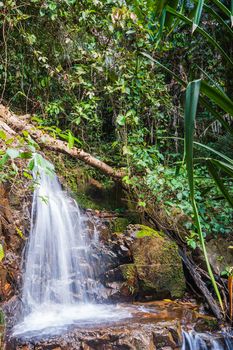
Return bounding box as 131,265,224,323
140,0,233,315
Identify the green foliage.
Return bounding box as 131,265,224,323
1,0,233,315
0,129,54,185
184,79,223,310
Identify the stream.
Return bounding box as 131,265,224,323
3,166,233,349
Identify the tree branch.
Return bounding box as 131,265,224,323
0,105,124,180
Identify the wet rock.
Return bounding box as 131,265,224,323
2,296,21,322
7,319,183,350
206,237,233,275
0,183,30,304
95,224,186,301
120,225,186,299
194,315,219,333
104,266,124,283
111,217,130,233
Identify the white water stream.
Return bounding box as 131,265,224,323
13,166,130,337
182,331,233,350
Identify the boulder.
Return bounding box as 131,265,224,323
123,225,186,299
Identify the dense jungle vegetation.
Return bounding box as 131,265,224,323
0,0,233,318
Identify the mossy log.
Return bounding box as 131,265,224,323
0,104,124,181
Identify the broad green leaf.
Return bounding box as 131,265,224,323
6,148,20,159
116,114,127,126
201,81,233,116
210,159,233,178
0,130,6,140
28,159,35,171
165,0,179,27
211,0,231,17
0,244,4,262
22,130,29,137
207,160,233,208
15,226,26,240
23,171,33,179
192,0,204,33
184,79,201,197
20,152,32,159
48,2,57,10
5,138,14,145
68,131,74,149
155,0,168,16
0,154,9,167
73,136,82,146
194,141,233,165
157,8,167,40
231,0,233,26
32,153,54,175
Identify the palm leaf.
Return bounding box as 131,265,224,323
192,0,204,33
166,5,233,66
199,97,233,136
210,159,233,177
155,0,169,16
231,0,233,26
185,79,201,196
194,142,233,165
207,160,233,207
211,0,231,17
201,81,233,116
184,80,224,311
141,52,233,134
141,52,185,85
157,8,167,40
202,3,233,36
165,0,179,27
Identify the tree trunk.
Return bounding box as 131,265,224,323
0,105,124,180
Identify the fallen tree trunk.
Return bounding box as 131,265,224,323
0,105,124,180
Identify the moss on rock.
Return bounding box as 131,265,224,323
124,225,186,299
135,225,165,238
112,217,130,233
120,264,138,295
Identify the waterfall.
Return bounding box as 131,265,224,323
10,159,233,347
182,331,233,350
13,164,130,337
22,171,93,307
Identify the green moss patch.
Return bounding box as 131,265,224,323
135,225,164,238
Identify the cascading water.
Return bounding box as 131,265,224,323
182,331,233,350
13,163,130,337
11,159,233,349
22,171,92,306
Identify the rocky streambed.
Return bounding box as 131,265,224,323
0,180,232,350
1,215,226,350
5,300,220,350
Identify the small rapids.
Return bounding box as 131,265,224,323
13,165,131,337
182,331,233,350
